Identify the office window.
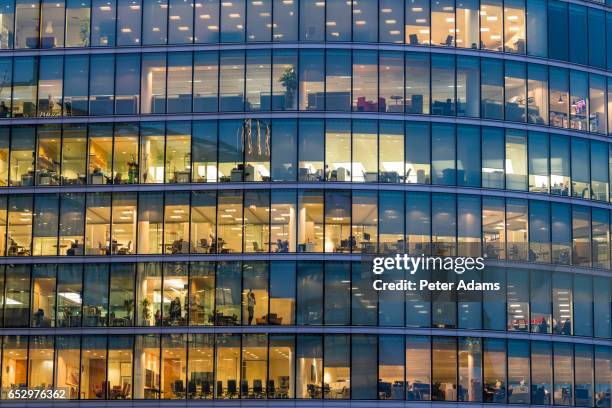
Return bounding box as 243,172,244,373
218,120,243,182
0,59,11,116
56,265,82,327
553,342,573,405
298,49,324,111
63,55,89,116
193,51,218,113
483,339,506,402
548,0,568,60
0,0,13,49
507,268,529,330
299,0,324,41
108,264,134,327
431,0,454,46
378,121,403,183
272,50,298,111
137,192,163,254
220,0,244,42
140,53,167,114
406,336,431,400
529,200,550,263
61,125,87,185
549,67,569,128
550,134,570,196
271,190,296,253
55,336,80,398
325,50,351,111
82,264,108,327
15,0,39,48
591,141,608,201
37,56,63,117
550,202,570,266
219,51,244,112
352,0,377,42
30,265,55,327
406,192,430,254
324,335,350,399
245,50,271,111
241,333,268,398
458,337,481,402
324,190,350,252
188,262,215,325
352,50,378,112
378,51,404,113
378,335,404,399
167,53,193,114
109,192,136,254
379,0,403,43
297,191,323,252
571,138,590,199
1,336,28,394
12,57,37,117
187,334,214,398
215,262,241,325
507,340,530,403
194,0,219,43
191,120,217,182
325,119,350,181
89,54,115,116
298,119,324,181
164,192,189,254
531,341,552,403
190,191,216,254
379,191,404,254
455,0,478,49
432,193,456,256
7,195,33,257
351,335,377,399
271,119,297,181
588,8,605,69
456,125,480,187
352,191,377,254
481,59,504,120
161,334,186,399
505,61,526,122
112,124,139,184
80,336,107,399
117,0,142,45
456,56,479,117
352,121,377,182
481,0,502,50
296,335,322,398
133,334,160,399
590,75,607,135
552,272,573,335
481,127,504,189
431,124,455,185
243,191,270,253
296,261,323,325
165,121,191,183
241,261,269,326
528,132,549,193
139,122,164,184
273,0,297,41
527,64,548,125
32,194,59,256
432,337,457,401
568,4,587,65
405,52,430,114
570,71,588,132
504,0,525,53
326,0,350,41
107,336,133,399
169,0,193,44
574,344,593,407
505,129,527,191
35,125,60,186
506,198,528,260
215,334,241,398
136,263,162,326
526,0,546,56
84,192,111,255
483,197,505,259
574,274,593,337
269,261,295,324
91,0,116,46
323,262,351,325
216,190,241,252
431,55,455,116
458,195,481,256
65,0,89,47
88,124,113,184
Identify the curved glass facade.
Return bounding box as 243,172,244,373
0,0,611,406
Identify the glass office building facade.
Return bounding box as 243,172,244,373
0,0,611,406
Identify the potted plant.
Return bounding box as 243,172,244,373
141,298,151,325
279,67,297,110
